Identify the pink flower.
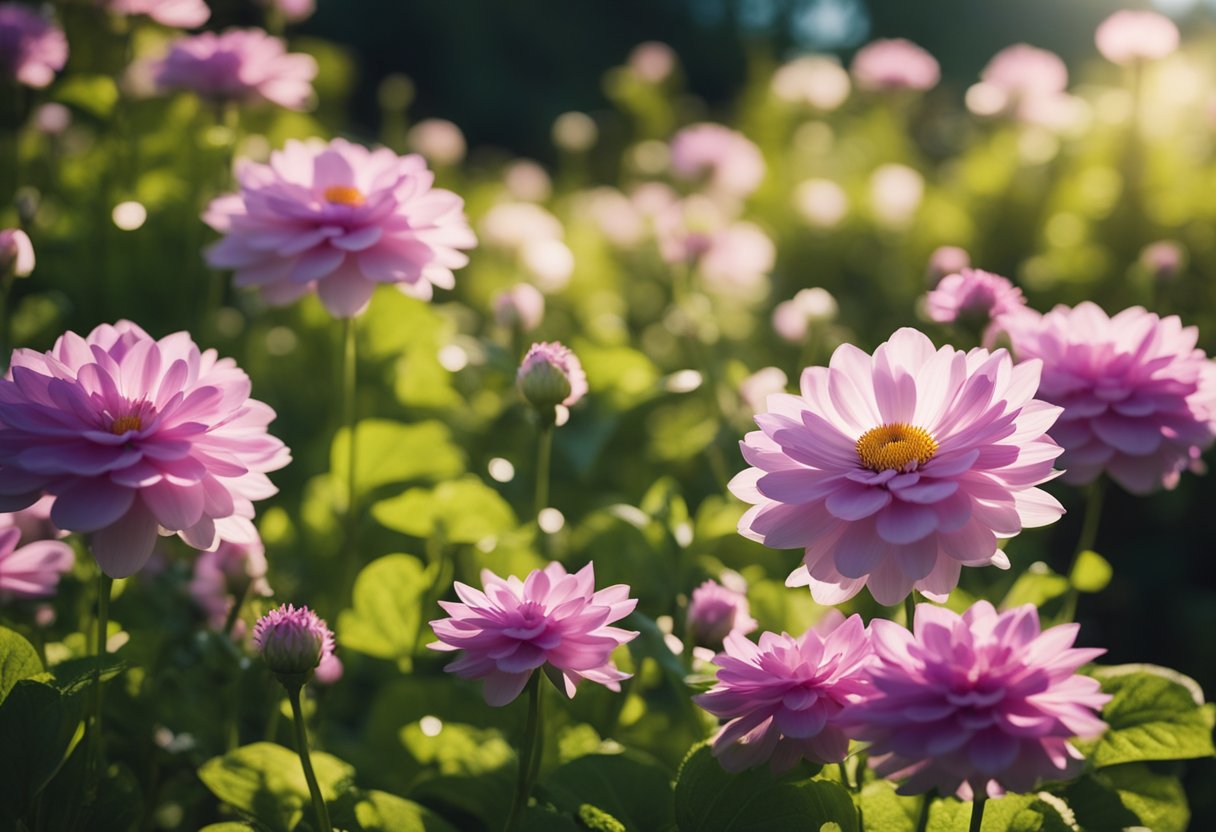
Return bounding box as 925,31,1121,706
669,123,765,200
517,341,587,411
698,221,775,297
731,328,1064,606
772,56,851,111
407,118,467,167
1139,240,1184,283
188,538,272,630
981,44,1068,104
261,0,314,24
0,524,73,601
205,138,475,317
851,39,940,93
1007,303,1216,494
694,614,871,772
1095,10,1179,65
0,228,34,277
493,283,545,332
254,603,335,677
841,602,1110,799
627,41,676,84
925,246,970,287
0,494,63,543
0,321,291,578
108,0,210,28
686,579,757,648
429,562,638,706
153,28,317,110
924,268,1029,346
0,3,67,89
739,367,788,416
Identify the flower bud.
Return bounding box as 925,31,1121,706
925,245,969,288
0,229,35,278
686,579,756,649
253,603,334,684
494,283,545,332
1139,240,1185,284
517,341,587,414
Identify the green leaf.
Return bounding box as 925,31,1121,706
926,794,1072,831
0,626,43,703
1069,550,1112,594
541,753,675,832
1083,665,1215,767
337,554,430,668
197,742,355,832
858,781,920,832
0,680,86,823
400,722,514,777
350,789,460,832
331,419,465,504
372,475,517,545
1063,763,1189,832
47,654,129,697
55,75,119,117
1000,563,1069,610
199,825,259,831
674,743,858,831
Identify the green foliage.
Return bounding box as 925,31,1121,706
0,679,86,824
0,626,43,702
1064,763,1190,832
1000,563,1069,610
857,781,920,832
337,554,431,668
330,419,466,504
925,794,1073,831
372,475,518,545
1068,550,1112,594
540,753,675,832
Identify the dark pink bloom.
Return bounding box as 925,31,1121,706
205,138,475,318
0,524,73,600
694,613,871,772
0,228,34,277
153,28,316,110
686,579,757,648
669,123,765,200
0,3,67,89
1095,10,1179,65
851,39,939,93
188,538,272,630
0,321,290,578
429,562,638,706
1007,303,1216,494
924,268,1029,346
841,602,1109,799
108,0,210,28
517,341,587,410
254,603,335,677
731,328,1064,606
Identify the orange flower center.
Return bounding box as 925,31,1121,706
856,423,938,472
110,414,143,435
322,185,366,207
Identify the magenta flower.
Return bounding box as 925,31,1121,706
108,0,210,28
429,562,638,706
731,328,1065,606
1095,10,1179,65
205,138,475,318
254,603,335,677
1007,303,1216,494
517,341,588,411
0,524,73,601
851,38,940,93
0,3,67,89
686,579,757,649
153,28,317,110
694,613,871,772
0,228,34,278
188,538,272,630
924,268,1029,346
842,602,1110,799
669,123,765,200
0,321,290,578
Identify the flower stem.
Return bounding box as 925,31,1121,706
915,793,932,832
534,422,553,523
968,794,987,832
342,316,358,549
505,673,543,832
1062,479,1106,622
287,685,332,832
904,592,917,630
88,572,113,789
222,582,251,638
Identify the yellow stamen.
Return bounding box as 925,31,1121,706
110,415,142,435
322,185,365,207
856,423,938,472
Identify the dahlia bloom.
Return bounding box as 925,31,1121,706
188,538,273,630
430,562,638,706
108,0,210,28
731,328,1065,606
0,524,74,601
493,283,545,332
0,3,67,89
694,613,871,772
1007,303,1216,494
686,579,757,648
669,123,766,200
153,28,317,110
0,228,34,278
518,341,587,411
924,268,1029,346
254,603,335,678
851,39,940,93
842,602,1110,799
1095,10,1179,65
205,138,475,317
0,321,291,578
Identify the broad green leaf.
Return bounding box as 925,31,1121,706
199,826,258,831
1069,550,1112,594
0,680,86,823
48,654,129,697
519,805,582,831
372,476,517,545
674,743,857,832
337,554,429,668
1083,666,1215,767
1063,763,1188,832
1000,563,1068,610
400,722,514,777
576,343,661,411
197,742,355,832
55,75,119,117
540,753,675,832
330,419,465,504
351,789,460,832
0,626,43,703
858,781,920,832
926,794,1072,831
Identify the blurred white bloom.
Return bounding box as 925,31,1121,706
739,366,788,414
480,202,563,251
771,55,851,111
794,178,849,228
503,159,552,202
869,164,923,229
553,111,598,152
407,118,466,166
521,238,575,291
628,41,677,84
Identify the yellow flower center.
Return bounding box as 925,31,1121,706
322,185,366,207
856,423,938,472
110,414,142,435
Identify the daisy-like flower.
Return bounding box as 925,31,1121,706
669,123,766,200
0,3,67,89
429,562,638,706
0,524,74,601
924,268,1029,347
686,579,757,649
851,38,940,93
517,341,587,411
841,602,1110,799
731,328,1065,606
1095,10,1179,65
153,28,317,110
0,321,290,578
694,613,871,772
253,602,335,678
1007,303,1216,494
108,0,210,29
204,138,475,317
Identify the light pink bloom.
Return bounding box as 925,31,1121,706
0,494,63,543
925,246,970,287
188,538,272,631
407,118,466,167
687,579,757,648
851,39,939,93
493,283,545,332
772,288,838,344
205,138,475,317
0,228,34,277
153,28,317,110
517,341,587,410
480,202,563,252
33,102,71,134
108,0,210,28
731,328,1064,606
981,44,1067,104
1095,10,1179,65
669,123,765,200
739,367,788,416
261,0,314,24
697,221,775,297
772,56,851,111
0,3,67,89
695,614,871,772
0,321,291,578
254,603,335,676
842,602,1109,799
924,268,1029,346
429,562,639,706
0,524,73,600
1007,303,1216,494
1139,240,1184,283
628,41,676,84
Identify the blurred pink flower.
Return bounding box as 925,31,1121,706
0,3,67,89
1139,240,1184,283
0,494,63,543
628,41,676,84
407,118,466,167
842,602,1109,799
0,525,73,601
925,245,970,287
314,648,343,684
108,0,210,28
1007,303,1216,494
188,538,272,630
502,159,552,203
262,0,314,24
493,283,545,332
0,321,291,578
981,44,1068,104
517,341,587,410
429,562,639,706
697,221,775,297
205,138,475,317
153,28,317,110
771,288,837,344
924,268,1029,346
1095,10,1179,65
739,367,788,416
254,603,334,677
695,614,871,772
772,56,851,111
851,38,939,93
686,579,757,648
0,228,34,277
33,102,71,134
669,123,765,200
731,328,1064,606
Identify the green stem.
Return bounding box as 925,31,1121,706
968,794,987,832
288,686,332,832
505,673,543,832
222,581,251,638
1061,479,1106,622
904,593,917,630
341,316,359,573
88,572,113,790
837,760,850,791
915,793,932,832
534,423,553,522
